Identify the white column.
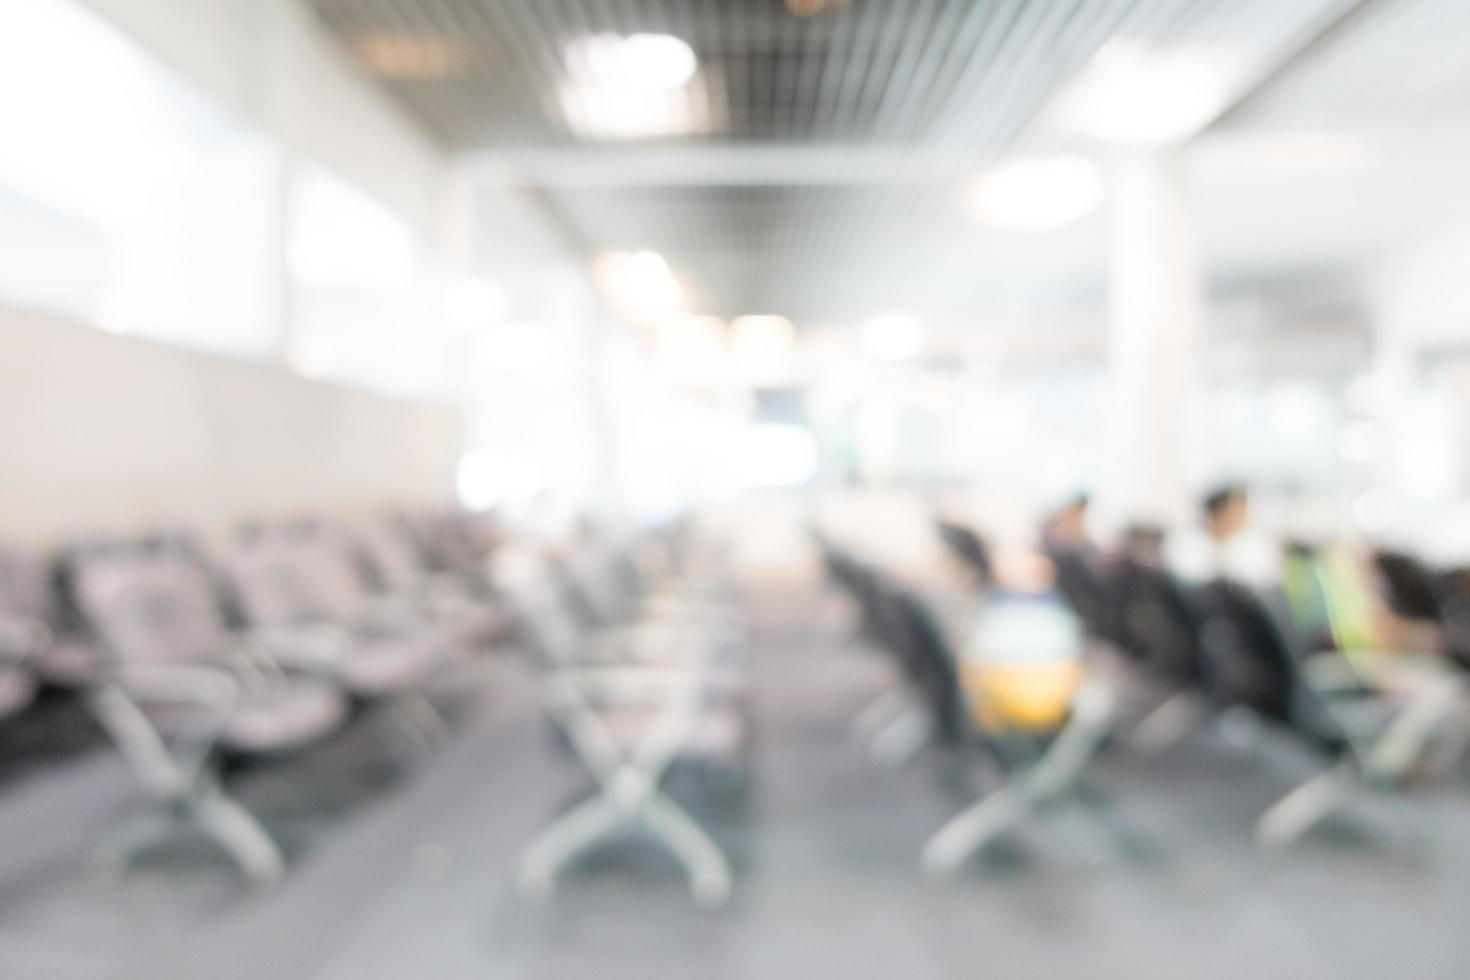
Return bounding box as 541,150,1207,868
1103,152,1207,529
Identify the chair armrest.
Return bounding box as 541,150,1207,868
107,661,240,713
250,623,355,673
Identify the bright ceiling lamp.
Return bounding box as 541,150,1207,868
1046,39,1237,147
594,250,681,321
861,312,927,362
968,156,1102,232
566,33,696,90
561,33,703,139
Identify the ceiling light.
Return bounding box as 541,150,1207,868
560,33,703,139
1046,39,1237,147
969,156,1102,233
861,313,927,362
594,250,681,321
565,33,696,90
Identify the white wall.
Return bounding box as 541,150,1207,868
0,304,459,547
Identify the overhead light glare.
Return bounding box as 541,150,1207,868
560,33,704,138
565,33,696,90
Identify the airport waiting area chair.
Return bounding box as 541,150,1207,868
816,541,1124,877
67,541,351,883
0,546,48,723
1190,580,1465,849
220,521,461,742
506,530,749,908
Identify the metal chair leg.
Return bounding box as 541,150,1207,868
516,794,623,902
191,781,287,885
641,790,734,908
1256,763,1355,848
922,783,1028,877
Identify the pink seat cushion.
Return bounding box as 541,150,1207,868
36,639,104,687
339,636,446,695
224,681,347,753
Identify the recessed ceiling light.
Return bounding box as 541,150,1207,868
565,33,696,90
968,156,1102,233
560,33,702,139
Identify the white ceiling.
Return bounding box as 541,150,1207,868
306,0,1470,334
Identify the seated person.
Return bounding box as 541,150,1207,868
1166,484,1281,589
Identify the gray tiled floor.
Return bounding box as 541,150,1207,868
2,595,1470,979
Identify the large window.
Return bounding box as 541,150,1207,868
286,164,447,398
0,0,280,358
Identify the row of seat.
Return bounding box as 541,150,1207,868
504,526,752,907
0,508,508,883
819,524,1468,876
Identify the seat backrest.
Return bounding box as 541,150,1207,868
934,519,994,587
885,587,968,746
71,547,230,666
1373,549,1444,621
357,520,428,594
404,509,491,578
1191,579,1350,754
1102,558,1203,685
224,526,368,627
1046,545,1109,636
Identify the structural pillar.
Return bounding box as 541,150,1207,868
1103,152,1207,529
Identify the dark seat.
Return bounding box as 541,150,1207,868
934,518,994,587
1188,578,1465,848
1103,556,1205,687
